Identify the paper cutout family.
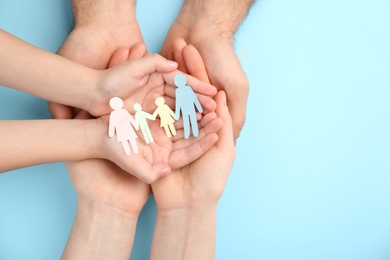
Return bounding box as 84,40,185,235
108,74,203,156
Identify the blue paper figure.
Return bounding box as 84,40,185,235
173,74,203,139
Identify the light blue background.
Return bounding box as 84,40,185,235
1,0,390,259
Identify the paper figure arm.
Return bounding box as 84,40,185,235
168,106,175,118
108,113,115,137
152,108,159,119
129,114,139,131
145,112,155,121
174,100,181,120
193,93,203,113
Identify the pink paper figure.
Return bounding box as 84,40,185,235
152,97,177,138
108,97,139,155
173,74,203,139
134,103,155,144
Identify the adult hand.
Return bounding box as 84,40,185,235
49,0,144,119
161,2,251,141
161,29,249,142
61,45,152,259
151,42,236,260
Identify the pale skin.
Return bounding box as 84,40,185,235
162,0,254,140
50,0,253,136
0,25,224,182
150,43,236,260
46,0,244,257
61,43,234,259
0,29,214,118
0,115,218,181
54,4,220,257
49,2,154,258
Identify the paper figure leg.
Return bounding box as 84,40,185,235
130,139,139,154
146,128,154,143
141,128,150,144
190,114,199,137
163,125,172,138
169,123,176,136
121,141,131,156
183,115,190,139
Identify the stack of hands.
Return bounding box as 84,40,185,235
0,0,253,259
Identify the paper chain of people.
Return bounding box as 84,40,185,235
108,74,203,156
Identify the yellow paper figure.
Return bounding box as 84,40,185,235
153,97,177,138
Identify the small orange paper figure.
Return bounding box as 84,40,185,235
108,97,139,155
134,103,155,144
152,97,177,138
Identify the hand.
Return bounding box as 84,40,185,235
62,46,224,259
150,42,236,260
153,43,235,209
49,1,144,118
161,9,250,141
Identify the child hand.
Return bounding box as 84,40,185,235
87,54,217,118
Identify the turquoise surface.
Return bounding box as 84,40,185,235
1,0,390,259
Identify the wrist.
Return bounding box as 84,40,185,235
62,198,139,259
72,0,137,28
151,205,217,260
177,1,235,42
73,0,142,43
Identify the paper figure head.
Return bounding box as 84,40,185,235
155,97,165,106
110,97,123,110
133,103,142,112
174,74,187,88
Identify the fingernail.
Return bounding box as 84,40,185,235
161,167,171,176
167,60,178,67
222,91,227,105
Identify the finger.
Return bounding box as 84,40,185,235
172,112,203,131
162,71,217,97
183,44,210,84
163,83,216,112
116,155,171,184
214,90,235,150
129,54,178,77
164,84,176,98
167,49,174,61
226,79,249,140
73,110,93,119
108,47,130,68
172,38,188,73
171,115,223,150
128,43,147,59
169,132,219,169
197,95,217,113
198,112,218,128
47,101,73,119
161,95,176,110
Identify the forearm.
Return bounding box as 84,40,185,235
72,0,137,27
0,119,100,172
62,198,138,260
0,29,98,111
180,0,255,40
150,206,217,260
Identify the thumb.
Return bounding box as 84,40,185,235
215,91,235,149
132,53,178,77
